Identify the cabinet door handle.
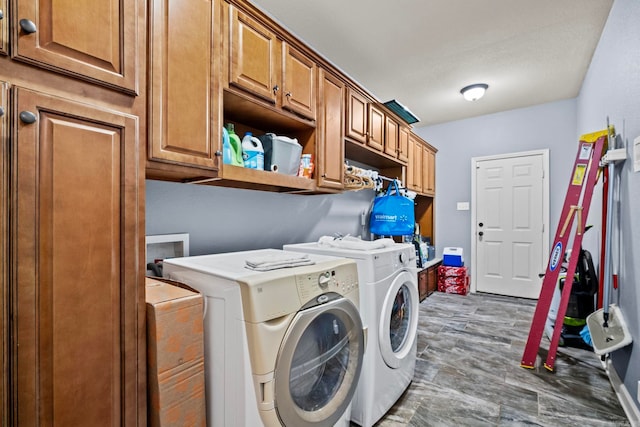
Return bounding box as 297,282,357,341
214,151,222,157
285,92,291,97
272,85,279,94
0,107,4,117
19,111,37,124
19,18,37,34
0,10,4,20
478,231,484,237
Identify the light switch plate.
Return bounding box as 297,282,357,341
634,136,640,173
457,202,470,211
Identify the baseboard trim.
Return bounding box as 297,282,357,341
606,358,640,427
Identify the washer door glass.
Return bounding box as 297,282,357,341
274,297,364,427
379,270,419,368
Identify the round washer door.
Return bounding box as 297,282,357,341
379,270,419,368
273,296,364,427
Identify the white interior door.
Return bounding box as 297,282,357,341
472,151,549,299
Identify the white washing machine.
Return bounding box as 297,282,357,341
163,249,365,427
284,239,418,427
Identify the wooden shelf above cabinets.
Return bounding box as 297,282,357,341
188,164,317,193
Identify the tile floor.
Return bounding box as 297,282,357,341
374,292,630,426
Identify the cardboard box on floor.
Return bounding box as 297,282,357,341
146,277,206,427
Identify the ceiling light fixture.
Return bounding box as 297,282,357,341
460,83,489,101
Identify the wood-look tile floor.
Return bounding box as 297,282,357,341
373,292,630,426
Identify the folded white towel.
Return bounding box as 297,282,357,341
245,253,314,271
317,235,396,251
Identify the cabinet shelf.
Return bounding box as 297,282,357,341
224,89,315,134
188,164,316,193
345,139,405,170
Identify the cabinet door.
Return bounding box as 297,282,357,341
317,68,344,190
345,86,367,143
423,148,435,195
384,116,398,157
229,6,280,103
12,87,142,426
0,81,6,426
13,0,138,93
398,125,409,163
149,0,219,170
0,0,7,56
427,264,439,296
418,269,428,301
406,135,415,190
283,43,316,120
411,136,423,193
367,104,384,151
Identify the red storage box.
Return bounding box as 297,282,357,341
437,265,469,295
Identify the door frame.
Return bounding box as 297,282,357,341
470,149,550,295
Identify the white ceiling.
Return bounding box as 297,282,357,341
250,0,613,126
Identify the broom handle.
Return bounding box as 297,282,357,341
602,158,615,327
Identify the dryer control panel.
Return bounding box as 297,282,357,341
295,261,359,306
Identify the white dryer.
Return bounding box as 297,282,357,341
284,239,418,427
163,249,365,427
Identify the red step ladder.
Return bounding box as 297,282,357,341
520,129,609,371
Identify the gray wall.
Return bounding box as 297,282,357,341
146,180,375,255
414,0,639,414
575,0,640,412
414,98,578,260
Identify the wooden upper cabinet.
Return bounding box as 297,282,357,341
316,68,344,190
384,116,399,157
0,0,7,56
0,81,6,427
12,87,142,426
367,104,384,151
148,0,219,170
398,125,410,163
282,43,316,120
229,5,280,103
12,0,138,94
408,134,423,193
423,146,436,195
345,86,368,144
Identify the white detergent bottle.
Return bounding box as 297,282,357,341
241,132,264,170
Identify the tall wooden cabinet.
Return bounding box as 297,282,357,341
1,0,146,424
0,80,7,427
12,87,141,426
147,0,220,175
316,68,344,190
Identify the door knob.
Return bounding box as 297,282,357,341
478,222,484,227
478,231,484,237
20,18,37,34
19,111,37,124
